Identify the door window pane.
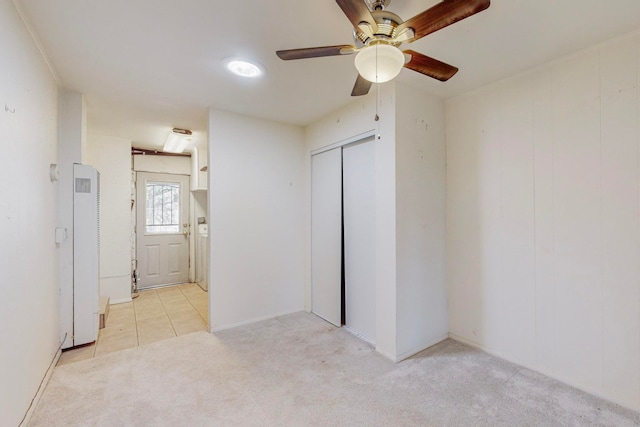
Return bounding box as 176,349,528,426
146,182,180,234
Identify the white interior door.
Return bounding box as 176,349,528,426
343,139,376,343
311,148,343,326
136,172,190,289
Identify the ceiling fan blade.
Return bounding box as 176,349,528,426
351,74,372,96
335,0,378,33
397,0,490,42
276,45,356,60
403,50,459,81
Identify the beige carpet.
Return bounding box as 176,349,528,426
30,312,640,426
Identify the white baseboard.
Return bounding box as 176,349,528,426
344,326,375,347
448,333,640,414
373,335,449,363
109,297,133,305
375,348,398,362
210,309,305,332
395,334,450,362
99,276,131,305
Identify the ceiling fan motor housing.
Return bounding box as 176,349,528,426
355,10,405,46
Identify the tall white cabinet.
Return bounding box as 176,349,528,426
70,164,100,348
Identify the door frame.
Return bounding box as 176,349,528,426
310,130,376,157
309,130,376,330
135,171,191,289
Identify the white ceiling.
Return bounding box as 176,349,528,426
15,0,640,150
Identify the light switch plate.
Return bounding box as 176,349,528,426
55,227,68,243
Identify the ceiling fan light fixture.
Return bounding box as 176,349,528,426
225,58,263,78
354,44,404,83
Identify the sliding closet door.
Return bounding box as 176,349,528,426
311,148,342,326
343,139,376,343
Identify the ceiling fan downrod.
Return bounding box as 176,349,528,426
367,0,389,11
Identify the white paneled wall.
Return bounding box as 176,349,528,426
446,31,640,410
0,1,59,424
395,83,448,359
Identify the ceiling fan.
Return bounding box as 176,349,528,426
276,0,490,96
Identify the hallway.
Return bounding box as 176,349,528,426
58,283,208,365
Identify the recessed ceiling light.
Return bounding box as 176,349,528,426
225,59,263,78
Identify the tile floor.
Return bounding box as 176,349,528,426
57,283,208,366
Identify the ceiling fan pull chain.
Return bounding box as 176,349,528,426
375,80,381,140
375,79,380,122
374,43,381,137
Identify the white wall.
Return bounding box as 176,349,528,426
305,85,398,360
0,1,59,424
446,30,640,411
86,134,132,303
395,83,448,359
209,109,305,330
